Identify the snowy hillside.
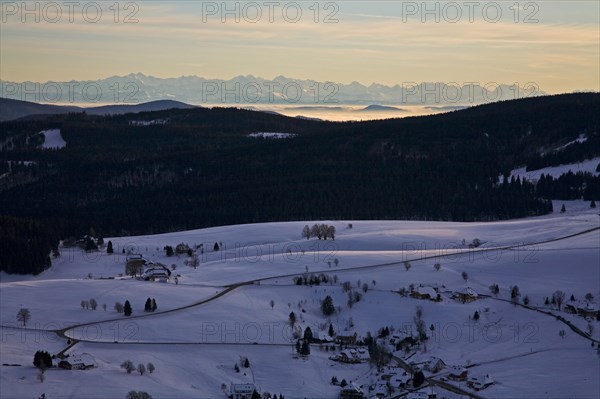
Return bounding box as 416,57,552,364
1,203,599,399
505,157,600,182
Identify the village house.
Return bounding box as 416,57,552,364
175,243,191,254
380,366,403,380
424,357,446,373
564,302,599,318
411,387,437,398
453,287,479,303
333,348,370,364
57,353,95,370
229,383,256,399
368,383,388,398
577,304,599,319
391,371,412,389
447,366,468,381
410,285,439,301
336,332,358,346
125,254,146,276
467,374,494,390
141,265,171,281
339,383,364,399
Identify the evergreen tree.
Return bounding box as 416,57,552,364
124,300,132,316
591,200,597,208
321,295,335,316
107,241,114,254
144,298,152,312
151,298,157,312
413,370,425,387
213,242,220,251
560,204,566,213
473,311,480,321
328,323,334,337
84,236,98,251
303,326,313,342
33,350,52,370
289,311,296,325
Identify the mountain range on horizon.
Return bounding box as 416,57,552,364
0,73,553,106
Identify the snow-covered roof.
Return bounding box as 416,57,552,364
449,366,467,375
454,287,478,297
66,353,95,366
469,374,494,384
413,285,437,298
231,383,255,392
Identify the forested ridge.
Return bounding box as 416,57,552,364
1,93,599,274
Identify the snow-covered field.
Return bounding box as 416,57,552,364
1,202,599,399
506,157,600,182
40,129,66,149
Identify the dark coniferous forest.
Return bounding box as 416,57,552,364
1,93,599,274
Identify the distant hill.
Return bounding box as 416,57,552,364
360,105,406,112
1,93,598,274
0,98,197,121
0,98,80,121
83,100,197,116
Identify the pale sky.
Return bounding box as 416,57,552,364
1,1,598,93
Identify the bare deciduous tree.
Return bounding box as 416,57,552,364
553,290,565,311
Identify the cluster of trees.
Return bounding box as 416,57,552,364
114,300,132,316
121,360,155,375
0,216,57,275
489,284,500,296
80,299,99,310
144,298,157,312
125,392,153,399
301,224,336,240
536,172,600,200
33,350,52,370
293,273,332,286
295,339,311,356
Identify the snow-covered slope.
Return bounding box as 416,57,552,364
505,157,600,182
1,203,599,399
40,129,66,149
